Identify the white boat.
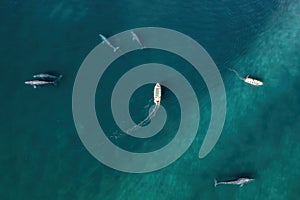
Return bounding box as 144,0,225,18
154,83,161,105
244,76,263,86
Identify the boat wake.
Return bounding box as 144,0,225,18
227,68,244,80
126,103,160,134
228,67,263,86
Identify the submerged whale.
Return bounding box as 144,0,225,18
25,75,63,88
33,73,60,80
99,34,119,52
214,178,254,187
131,31,144,49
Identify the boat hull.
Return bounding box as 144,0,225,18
244,77,263,86
154,83,161,104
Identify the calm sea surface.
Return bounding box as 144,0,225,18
1,0,300,199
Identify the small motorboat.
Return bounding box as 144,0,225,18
153,83,161,105
244,76,263,86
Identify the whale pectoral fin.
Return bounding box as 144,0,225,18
240,184,244,187
33,85,37,89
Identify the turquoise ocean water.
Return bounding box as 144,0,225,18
1,0,300,199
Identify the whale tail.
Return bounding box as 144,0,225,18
214,179,218,187
53,75,63,86
113,46,120,52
